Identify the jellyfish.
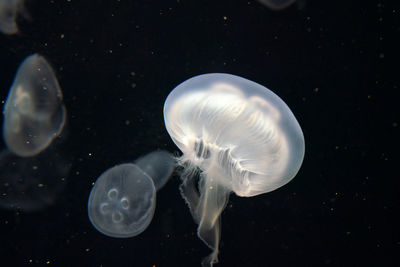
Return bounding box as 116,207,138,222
88,151,175,238
88,163,156,238
134,150,175,191
0,0,26,34
163,73,305,266
2,54,67,157
257,0,297,10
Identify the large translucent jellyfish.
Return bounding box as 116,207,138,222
163,73,305,266
2,54,66,157
0,0,26,34
88,151,175,238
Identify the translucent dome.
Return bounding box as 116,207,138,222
87,151,175,238
257,0,296,10
163,73,305,266
164,73,304,197
0,0,28,35
2,54,66,157
134,150,175,191
88,163,157,238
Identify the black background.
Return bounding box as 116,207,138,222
0,0,398,266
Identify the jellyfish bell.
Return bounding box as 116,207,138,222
87,151,175,238
0,0,29,35
134,150,175,191
163,73,305,266
88,163,157,238
0,0,21,34
257,0,297,10
257,0,307,11
2,53,67,157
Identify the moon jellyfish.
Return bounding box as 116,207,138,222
0,0,26,34
88,163,156,238
2,54,67,157
163,73,305,266
0,148,70,212
134,150,175,190
88,151,175,238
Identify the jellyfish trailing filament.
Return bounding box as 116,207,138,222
163,73,305,266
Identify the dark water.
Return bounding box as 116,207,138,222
0,0,397,266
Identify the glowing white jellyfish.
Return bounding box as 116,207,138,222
2,54,66,157
163,73,305,266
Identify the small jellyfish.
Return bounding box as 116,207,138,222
2,54,67,157
134,150,175,190
88,151,175,238
0,0,26,34
163,73,305,266
88,163,156,238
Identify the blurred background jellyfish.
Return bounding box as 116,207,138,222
2,53,67,157
0,0,27,34
88,150,175,238
257,0,295,10
134,150,175,191
257,0,304,10
0,53,69,212
163,73,305,266
0,147,70,212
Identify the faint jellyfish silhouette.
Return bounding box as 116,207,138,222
0,147,70,212
134,150,175,190
2,54,67,157
257,0,300,10
0,0,27,34
88,151,175,238
163,73,305,266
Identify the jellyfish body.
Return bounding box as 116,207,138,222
0,0,25,34
134,150,175,191
88,163,156,238
88,151,175,238
257,0,297,10
163,73,305,266
2,54,66,157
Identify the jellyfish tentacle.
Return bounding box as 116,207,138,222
197,171,230,267
180,167,230,267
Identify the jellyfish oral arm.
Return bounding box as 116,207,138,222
180,168,230,267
